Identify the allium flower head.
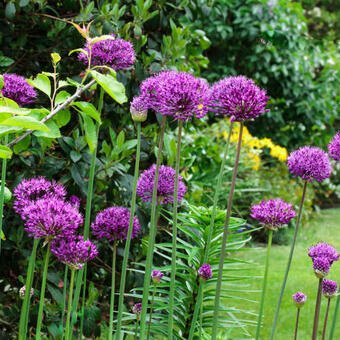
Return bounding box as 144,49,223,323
198,264,213,280
152,270,164,284
1,74,37,106
19,286,34,300
313,257,330,278
308,243,339,264
287,146,332,182
250,198,296,230
91,206,140,242
51,236,98,270
139,70,210,121
328,132,340,161
78,34,135,70
69,195,80,209
209,76,269,122
14,177,66,217
133,303,142,319
137,164,187,205
130,96,148,122
322,279,338,298
292,292,306,307
22,198,83,240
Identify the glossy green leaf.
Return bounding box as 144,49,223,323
0,106,31,116
34,120,60,138
0,145,12,159
54,90,70,106
27,74,51,97
53,109,71,128
81,113,97,152
71,102,102,123
1,116,50,132
0,125,22,137
13,134,31,154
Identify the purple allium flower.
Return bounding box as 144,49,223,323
51,236,98,270
322,279,338,298
130,96,148,122
139,70,210,121
287,146,332,182
250,198,296,230
137,164,187,205
22,198,83,240
152,270,164,284
313,257,331,278
1,74,37,106
19,286,34,300
209,76,269,122
308,243,339,265
328,132,340,161
69,195,80,209
91,206,140,242
78,34,135,70
13,177,67,217
198,264,213,280
292,292,306,307
132,302,142,319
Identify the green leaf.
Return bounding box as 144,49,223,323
90,70,127,104
0,106,31,116
70,150,82,163
27,74,51,97
81,113,97,152
71,102,102,123
0,145,13,159
34,120,60,138
1,230,5,241
0,125,22,137
54,90,70,106
3,186,12,202
53,109,71,128
19,0,30,6
0,113,12,123
117,130,125,148
13,135,31,154
0,56,15,68
0,98,19,108
51,52,61,65
5,3,16,20
1,116,50,132
0,75,3,90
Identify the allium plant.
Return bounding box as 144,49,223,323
198,264,213,280
271,146,332,340
308,242,340,264
292,292,306,340
328,132,340,161
251,199,295,340
322,280,338,340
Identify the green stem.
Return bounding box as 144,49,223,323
211,122,244,339
294,308,300,340
255,229,273,339
116,122,142,338
312,278,323,340
134,319,139,340
60,266,69,340
19,238,40,340
322,298,331,340
168,119,183,338
199,284,203,339
328,286,340,340
0,133,8,253
188,123,234,338
35,242,51,339
147,285,157,340
109,241,117,340
79,264,86,339
139,116,166,339
65,269,76,340
270,180,308,340
188,280,205,340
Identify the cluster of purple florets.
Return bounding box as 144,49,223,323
328,132,340,161
152,270,164,284
137,164,187,205
198,264,213,280
91,206,140,242
250,198,296,230
287,146,332,183
292,291,306,308
322,279,338,298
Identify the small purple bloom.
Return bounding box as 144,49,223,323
130,96,148,122
328,132,340,161
137,164,187,205
250,198,296,230
1,74,37,106
13,177,67,217
22,198,83,240
308,243,339,265
132,302,142,319
292,292,306,307
322,280,338,298
51,236,98,270
152,270,164,284
91,206,140,242
287,146,332,182
78,34,135,70
198,264,212,280
209,76,269,122
19,286,34,300
313,257,330,278
69,195,80,209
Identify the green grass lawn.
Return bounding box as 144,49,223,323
227,208,340,339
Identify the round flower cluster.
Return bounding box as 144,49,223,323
19,286,34,300
152,270,164,284
292,292,306,308
309,243,339,278
51,236,98,270
313,257,330,278
133,302,142,318
137,164,187,205
322,279,338,298
139,70,210,121
198,264,213,280
91,206,140,242
13,177,66,216
328,132,340,161
287,146,332,183
130,96,148,122
78,34,135,70
1,74,37,106
250,198,296,230
209,76,269,122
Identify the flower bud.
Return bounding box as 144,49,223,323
198,264,212,281
152,270,164,284
132,303,142,320
19,285,34,300
313,257,330,278
292,292,306,308
322,280,338,299
130,96,148,122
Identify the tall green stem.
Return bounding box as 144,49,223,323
255,229,273,339
0,133,8,253
312,278,323,340
147,285,157,340
328,286,340,340
60,266,68,340
19,238,40,340
65,269,76,340
79,265,86,339
109,241,117,340
199,285,204,339
36,242,51,339
134,320,139,340
188,123,234,339
270,180,308,340
294,308,300,340
211,122,244,339
188,280,205,340
322,298,331,340
116,122,142,338
168,119,183,338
